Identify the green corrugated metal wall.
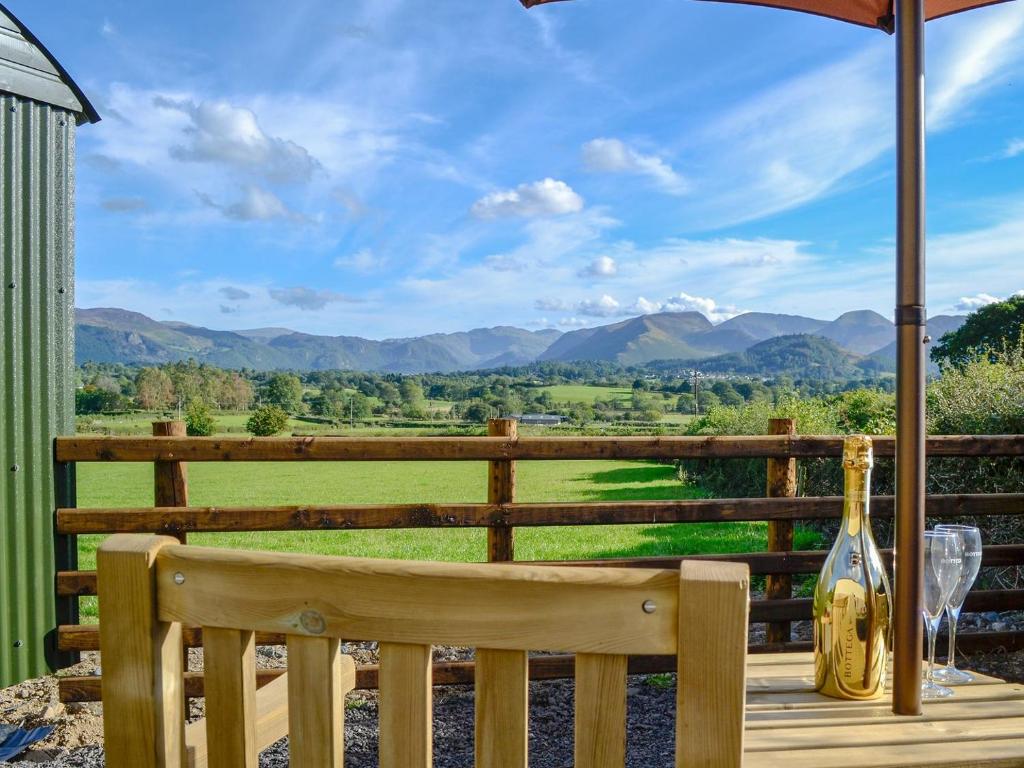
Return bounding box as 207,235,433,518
0,93,76,687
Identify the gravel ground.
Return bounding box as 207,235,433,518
3,611,1022,767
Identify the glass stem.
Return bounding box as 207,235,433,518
947,606,959,671
927,619,939,686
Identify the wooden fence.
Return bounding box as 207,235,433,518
53,420,1024,703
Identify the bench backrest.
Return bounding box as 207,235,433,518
98,534,749,768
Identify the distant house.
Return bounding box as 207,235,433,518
511,413,564,426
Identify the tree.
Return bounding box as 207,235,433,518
135,367,175,410
463,402,492,423
932,295,1024,367
75,387,129,414
377,381,401,407
247,405,290,436
399,378,426,408
184,399,216,436
263,373,303,413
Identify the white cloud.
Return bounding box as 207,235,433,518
200,186,308,223
269,286,360,311
578,255,617,278
471,178,583,219
334,248,385,274
1004,139,1024,159
582,138,688,195
685,3,1024,225
558,317,592,328
953,293,1002,311
628,292,743,323
159,98,321,183
928,6,1024,129
576,294,623,317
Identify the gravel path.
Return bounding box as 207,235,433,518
3,611,1022,767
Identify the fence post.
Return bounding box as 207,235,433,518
487,419,517,563
153,421,188,543
766,418,797,644
152,420,190,698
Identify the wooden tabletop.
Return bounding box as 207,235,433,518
743,652,1024,768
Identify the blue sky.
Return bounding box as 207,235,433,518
10,0,1024,337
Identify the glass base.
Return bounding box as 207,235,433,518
921,680,955,699
933,665,974,684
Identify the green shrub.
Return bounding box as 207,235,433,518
184,399,216,436
246,405,290,436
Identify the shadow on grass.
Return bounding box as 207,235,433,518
588,522,823,561
580,464,705,502
586,465,676,485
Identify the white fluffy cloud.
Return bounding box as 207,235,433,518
576,294,623,317
543,291,741,322
158,97,321,183
629,292,743,323
952,292,1024,312
471,178,583,219
578,255,617,278
954,293,1001,310
582,138,689,195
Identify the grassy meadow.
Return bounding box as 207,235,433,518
74,457,819,619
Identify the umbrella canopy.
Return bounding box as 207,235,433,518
518,0,1015,718
520,0,1008,30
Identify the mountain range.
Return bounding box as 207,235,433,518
75,307,966,374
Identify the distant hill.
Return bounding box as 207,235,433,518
75,308,561,373
815,310,895,355
540,312,722,365
75,306,966,376
540,309,910,368
692,334,888,380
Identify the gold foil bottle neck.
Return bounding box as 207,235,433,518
843,434,873,471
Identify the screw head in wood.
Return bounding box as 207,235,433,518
300,610,327,635
642,599,657,614
173,572,185,585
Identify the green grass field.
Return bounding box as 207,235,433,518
539,385,635,405
75,458,818,619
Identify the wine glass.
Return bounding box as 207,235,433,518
922,530,964,699
933,525,983,684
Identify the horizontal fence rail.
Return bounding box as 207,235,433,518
54,433,1024,462
56,494,1024,534
53,424,1024,705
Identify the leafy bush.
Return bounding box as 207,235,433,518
75,387,130,414
680,394,850,502
184,399,216,437
246,405,290,436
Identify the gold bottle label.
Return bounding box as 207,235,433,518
814,579,888,699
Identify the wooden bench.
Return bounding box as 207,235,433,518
98,534,750,767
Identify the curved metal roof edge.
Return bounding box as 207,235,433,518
0,1,99,124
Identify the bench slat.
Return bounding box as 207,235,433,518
575,654,627,768
203,628,257,768
379,643,432,768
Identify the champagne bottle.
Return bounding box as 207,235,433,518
813,435,892,700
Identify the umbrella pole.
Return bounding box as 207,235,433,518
893,0,926,717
